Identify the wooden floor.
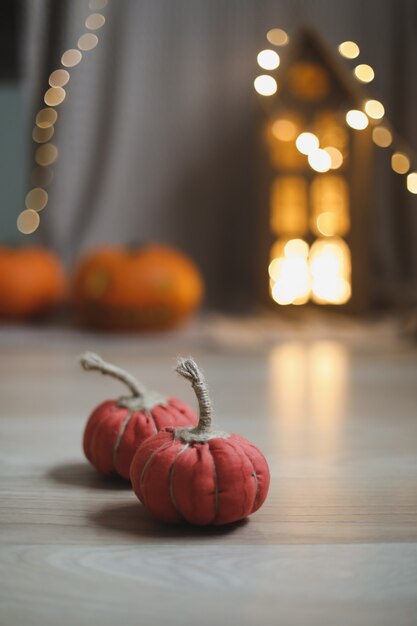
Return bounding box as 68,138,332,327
1,324,417,625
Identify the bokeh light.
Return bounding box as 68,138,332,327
44,87,66,107
266,28,289,46
308,149,332,173
17,209,40,234
25,188,48,211
35,143,58,166
49,69,70,87
32,125,54,143
85,13,106,30
78,33,99,51
61,49,82,67
407,172,417,194
271,118,298,141
36,108,57,128
391,152,410,174
296,132,319,155
346,110,368,130
257,49,280,70
372,126,392,147
338,41,360,59
324,147,343,169
364,99,385,119
254,75,277,96
354,64,374,83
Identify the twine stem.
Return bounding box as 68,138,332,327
175,357,212,433
80,352,147,398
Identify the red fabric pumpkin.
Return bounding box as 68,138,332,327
130,358,270,525
81,352,197,479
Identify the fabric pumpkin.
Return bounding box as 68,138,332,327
73,244,204,331
81,352,197,479
0,246,66,318
130,357,270,525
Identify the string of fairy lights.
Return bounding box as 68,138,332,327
254,28,417,193
17,0,109,235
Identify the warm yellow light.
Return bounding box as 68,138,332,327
35,143,58,166
266,28,289,46
316,212,339,237
270,176,308,236
311,175,350,237
391,152,410,174
295,132,319,155
270,238,310,305
271,258,310,305
271,118,297,141
61,49,82,67
364,99,385,120
254,74,277,96
346,109,368,130
17,209,40,234
36,108,57,128
32,125,54,143
25,188,48,211
354,64,374,83
284,238,309,258
78,33,99,51
372,126,392,148
310,238,351,304
324,146,343,169
308,148,332,173
49,69,70,88
85,13,106,30
338,41,360,59
44,86,66,107
407,172,417,194
257,49,280,70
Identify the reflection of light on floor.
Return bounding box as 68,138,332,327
269,341,348,465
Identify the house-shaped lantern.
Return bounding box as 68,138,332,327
255,28,381,313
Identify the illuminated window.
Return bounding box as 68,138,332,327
310,238,351,304
310,174,350,237
270,176,308,236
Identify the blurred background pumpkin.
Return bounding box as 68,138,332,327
72,243,204,331
0,246,66,319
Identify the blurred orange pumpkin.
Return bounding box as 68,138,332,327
0,246,66,318
73,244,204,330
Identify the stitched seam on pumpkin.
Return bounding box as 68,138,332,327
146,409,158,434
168,444,189,519
139,440,173,499
210,447,219,524
224,439,255,519
112,410,133,472
239,445,259,514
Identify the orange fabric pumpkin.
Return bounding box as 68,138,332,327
81,352,197,479
0,246,66,318
73,244,203,330
130,358,270,525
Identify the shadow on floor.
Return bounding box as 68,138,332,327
47,461,131,491
89,501,248,542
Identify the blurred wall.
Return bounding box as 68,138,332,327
15,0,417,307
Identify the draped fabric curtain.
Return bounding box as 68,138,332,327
23,0,417,308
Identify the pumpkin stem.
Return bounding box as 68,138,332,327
176,357,212,433
80,352,148,399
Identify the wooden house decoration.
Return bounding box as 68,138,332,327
254,27,416,313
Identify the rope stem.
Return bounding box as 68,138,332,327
175,357,212,433
80,352,147,398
